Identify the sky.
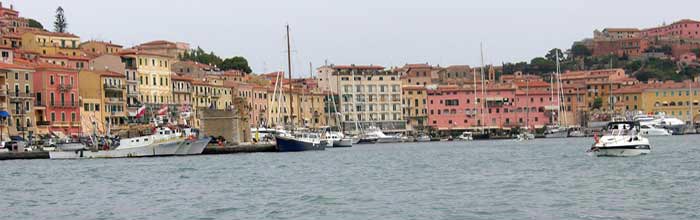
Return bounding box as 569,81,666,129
11,0,700,76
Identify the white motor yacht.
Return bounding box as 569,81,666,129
457,132,473,141
588,122,651,157
365,126,402,143
639,124,672,136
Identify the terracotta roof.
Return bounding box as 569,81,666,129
177,60,213,69
117,49,174,58
171,74,193,81
40,54,90,61
0,62,33,70
403,63,432,69
514,81,550,88
329,65,384,70
35,62,75,71
139,40,175,46
80,40,123,48
29,30,79,38
604,28,640,32
402,85,427,90
95,70,124,78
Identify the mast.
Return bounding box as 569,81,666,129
479,43,486,129
473,68,478,127
526,76,530,130
555,49,562,127
286,24,294,129
309,62,315,128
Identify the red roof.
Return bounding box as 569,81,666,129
117,49,174,58
0,62,33,70
330,65,384,70
29,30,79,38
139,40,175,46
95,70,124,78
171,74,193,81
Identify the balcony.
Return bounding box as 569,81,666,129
50,103,77,108
105,97,125,103
58,83,74,92
52,121,70,127
9,92,34,102
103,83,126,91
71,121,80,127
37,121,51,126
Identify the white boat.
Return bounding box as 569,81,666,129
544,126,568,138
588,122,651,157
323,131,352,148
49,127,187,159
415,134,431,142
634,112,686,135
567,127,586,137
365,126,402,143
639,124,672,136
457,131,473,141
516,131,535,141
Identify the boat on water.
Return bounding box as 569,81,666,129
639,124,672,136
567,127,587,137
544,125,568,138
588,121,651,157
365,126,402,143
634,112,686,135
49,126,209,159
323,129,352,148
415,134,431,142
516,131,535,141
275,132,325,152
457,131,473,141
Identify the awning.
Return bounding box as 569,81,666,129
0,111,8,118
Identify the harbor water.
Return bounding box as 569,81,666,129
2,136,700,219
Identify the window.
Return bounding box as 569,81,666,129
50,112,56,122
50,93,55,106
61,112,66,122
24,73,28,80
71,112,76,121
50,76,54,85
95,104,100,111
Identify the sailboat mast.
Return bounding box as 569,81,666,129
480,43,486,128
555,49,562,127
286,24,294,127
526,77,530,129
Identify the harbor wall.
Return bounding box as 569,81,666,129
198,109,250,144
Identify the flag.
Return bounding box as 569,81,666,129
158,105,169,116
135,105,147,119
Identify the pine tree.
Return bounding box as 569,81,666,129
54,6,68,33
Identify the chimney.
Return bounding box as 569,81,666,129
10,4,13,10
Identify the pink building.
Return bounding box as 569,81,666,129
642,19,700,39
426,83,556,132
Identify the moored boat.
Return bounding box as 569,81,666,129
275,132,325,152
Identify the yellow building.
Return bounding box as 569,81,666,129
641,81,700,122
266,87,327,128
402,85,428,132
119,50,174,119
21,31,84,57
612,86,644,113
78,70,127,134
79,40,123,56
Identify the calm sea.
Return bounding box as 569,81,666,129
2,135,699,220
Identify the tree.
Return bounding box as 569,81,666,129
545,48,565,62
592,97,603,110
529,57,555,74
28,18,43,29
571,44,592,58
53,6,68,33
220,56,252,73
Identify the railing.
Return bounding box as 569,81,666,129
37,121,51,126
53,121,70,127
71,121,81,127
103,83,126,90
59,83,74,92
9,92,33,102
51,103,77,108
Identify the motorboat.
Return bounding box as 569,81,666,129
567,127,587,138
634,112,686,135
323,131,352,148
415,134,431,142
639,124,672,136
457,131,473,141
544,126,568,138
516,131,535,141
588,121,650,157
275,132,325,152
365,126,402,143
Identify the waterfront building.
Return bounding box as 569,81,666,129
0,58,33,138
612,86,644,113
436,65,475,86
78,70,127,134
119,49,175,120
317,65,405,132
402,85,428,132
172,60,218,78
641,19,700,40
0,2,38,49
171,74,193,125
426,83,553,133
640,81,700,122
33,63,80,136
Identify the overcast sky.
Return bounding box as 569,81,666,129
11,0,700,75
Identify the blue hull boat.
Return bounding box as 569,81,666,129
275,135,325,152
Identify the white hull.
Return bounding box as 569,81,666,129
49,139,185,159
183,137,212,155
592,148,651,157
376,137,402,143
415,136,431,142
332,138,353,147
544,131,568,138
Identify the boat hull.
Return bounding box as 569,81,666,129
357,137,378,144
49,139,185,159
544,131,568,138
184,137,212,155
275,136,325,152
376,137,402,143
332,138,353,148
591,145,651,157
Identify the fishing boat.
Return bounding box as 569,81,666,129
588,121,651,157
49,126,187,159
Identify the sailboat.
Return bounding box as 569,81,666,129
517,77,535,141
274,24,325,152
545,50,569,138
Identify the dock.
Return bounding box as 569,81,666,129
0,151,50,161
202,142,277,154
